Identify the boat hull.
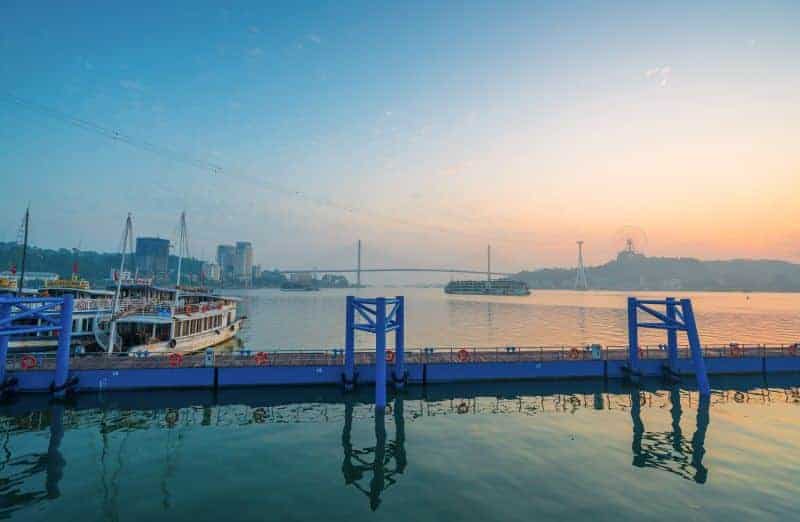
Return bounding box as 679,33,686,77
128,319,243,355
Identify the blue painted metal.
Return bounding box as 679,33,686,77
0,301,10,392
375,298,387,408
344,295,356,390
0,296,74,398
53,294,74,398
344,296,404,407
626,296,710,395
666,298,678,370
627,298,640,372
7,352,800,393
681,299,710,395
393,296,405,389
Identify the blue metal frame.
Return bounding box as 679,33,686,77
344,296,405,407
0,295,74,398
627,297,710,395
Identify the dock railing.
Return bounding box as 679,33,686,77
5,343,799,371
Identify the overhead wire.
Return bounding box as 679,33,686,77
2,92,533,245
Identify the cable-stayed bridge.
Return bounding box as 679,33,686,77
275,241,515,286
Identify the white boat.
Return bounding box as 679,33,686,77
100,212,245,356
110,286,243,355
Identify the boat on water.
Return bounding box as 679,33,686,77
3,210,117,354
280,281,319,292
104,282,243,355
98,212,245,356
443,245,531,296
444,278,531,296
280,272,319,292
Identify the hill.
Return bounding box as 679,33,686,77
516,251,800,292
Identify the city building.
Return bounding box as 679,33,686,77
251,264,262,282
216,245,237,279
235,242,253,283
202,262,221,282
135,237,170,278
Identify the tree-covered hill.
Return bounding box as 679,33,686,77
516,251,800,291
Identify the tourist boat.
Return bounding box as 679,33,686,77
280,281,320,292
100,282,242,355
444,279,531,296
6,280,115,354
2,208,116,353
98,212,244,356
443,245,531,296
0,275,18,295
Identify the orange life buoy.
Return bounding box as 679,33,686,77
386,350,395,363
254,352,268,366
20,355,37,370
787,344,798,356
568,347,580,360
456,401,469,414
168,352,183,368
730,344,743,358
457,349,470,363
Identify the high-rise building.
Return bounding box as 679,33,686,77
202,262,221,282
235,241,253,284
135,237,170,277
216,245,236,278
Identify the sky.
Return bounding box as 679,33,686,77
1,1,799,280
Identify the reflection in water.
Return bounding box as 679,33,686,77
3,378,799,518
0,403,65,519
342,398,407,511
630,387,710,483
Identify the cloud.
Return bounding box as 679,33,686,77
246,47,264,58
747,38,756,48
308,34,321,44
645,66,671,87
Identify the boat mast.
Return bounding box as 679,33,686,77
170,212,187,341
16,205,30,296
174,212,186,309
108,213,133,354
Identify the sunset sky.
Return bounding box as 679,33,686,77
2,1,799,276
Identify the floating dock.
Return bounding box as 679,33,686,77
3,344,800,394
1,295,799,397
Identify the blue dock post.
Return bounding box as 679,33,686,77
344,295,356,391
375,298,387,409
627,297,639,372
666,297,679,371
53,294,74,398
0,301,10,391
681,298,710,396
393,295,405,390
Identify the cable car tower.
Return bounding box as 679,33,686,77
575,241,588,290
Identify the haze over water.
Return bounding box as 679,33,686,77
230,288,800,350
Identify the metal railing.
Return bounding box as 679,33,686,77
5,343,799,371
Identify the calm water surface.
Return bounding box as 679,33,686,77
228,288,800,350
2,377,800,521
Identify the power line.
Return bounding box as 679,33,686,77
2,92,533,244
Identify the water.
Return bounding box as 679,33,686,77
2,377,800,521
229,288,800,350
